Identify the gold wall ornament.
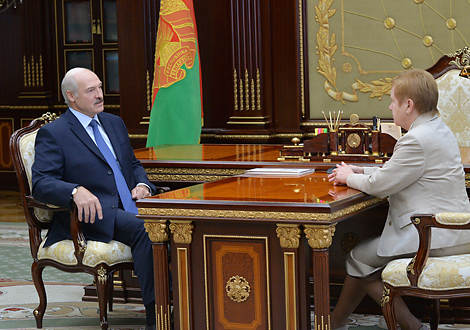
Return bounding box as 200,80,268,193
422,35,433,47
226,275,251,303
401,58,412,69
342,63,352,73
169,221,194,244
446,18,457,30
304,224,336,249
384,17,395,29
276,224,301,248
144,221,169,243
97,266,107,284
381,286,390,307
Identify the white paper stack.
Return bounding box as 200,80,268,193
244,168,315,177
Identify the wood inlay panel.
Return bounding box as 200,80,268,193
205,236,270,330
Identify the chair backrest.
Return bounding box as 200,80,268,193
427,47,470,147
10,112,59,223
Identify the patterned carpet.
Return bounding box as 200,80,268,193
0,219,469,329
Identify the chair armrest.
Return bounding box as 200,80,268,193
406,213,470,286
70,203,88,264
25,195,88,263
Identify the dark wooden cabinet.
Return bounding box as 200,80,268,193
54,0,120,113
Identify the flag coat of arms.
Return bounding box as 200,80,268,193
146,0,203,147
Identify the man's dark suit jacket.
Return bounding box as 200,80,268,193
32,109,156,247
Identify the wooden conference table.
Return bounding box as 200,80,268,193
135,143,470,189
136,171,386,330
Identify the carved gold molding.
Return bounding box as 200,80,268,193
139,197,385,221
304,224,336,249
146,167,245,175
276,224,301,248
147,174,231,182
144,220,169,243
169,221,194,244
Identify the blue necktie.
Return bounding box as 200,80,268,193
89,119,138,214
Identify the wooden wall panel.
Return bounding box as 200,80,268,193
0,119,14,171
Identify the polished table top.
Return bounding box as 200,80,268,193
137,172,385,224
134,144,285,165
135,144,470,168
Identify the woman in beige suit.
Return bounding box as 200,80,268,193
328,68,470,330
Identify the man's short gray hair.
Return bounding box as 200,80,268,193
61,67,87,106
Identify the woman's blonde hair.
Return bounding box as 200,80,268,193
392,68,438,114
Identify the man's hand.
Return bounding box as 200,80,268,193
131,185,151,200
72,186,103,223
327,162,362,186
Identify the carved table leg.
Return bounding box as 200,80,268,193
145,220,171,330
276,224,301,330
169,220,194,330
304,224,336,330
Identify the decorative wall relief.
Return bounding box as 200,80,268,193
307,0,470,119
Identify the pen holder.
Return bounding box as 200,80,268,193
329,130,339,156
371,130,380,156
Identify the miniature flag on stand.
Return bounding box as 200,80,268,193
146,0,203,147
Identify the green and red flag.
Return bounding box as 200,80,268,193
146,0,203,147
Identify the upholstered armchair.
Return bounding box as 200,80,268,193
9,113,134,330
427,47,470,147
381,213,470,330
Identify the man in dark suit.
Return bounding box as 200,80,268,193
32,67,157,330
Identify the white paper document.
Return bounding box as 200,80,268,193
244,167,315,177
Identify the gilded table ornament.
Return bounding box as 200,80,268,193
226,275,251,303
304,224,336,249
169,221,194,244
139,197,385,222
144,221,169,243
276,224,301,249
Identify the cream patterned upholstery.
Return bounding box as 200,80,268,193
436,70,470,147
382,253,470,290
381,213,470,330
19,130,54,222
38,239,133,267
